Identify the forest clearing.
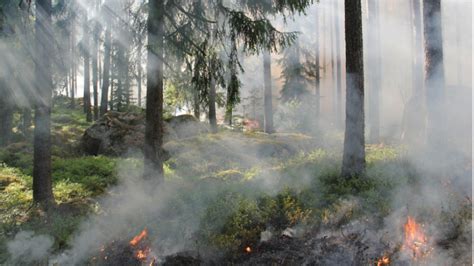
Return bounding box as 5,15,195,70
0,0,471,265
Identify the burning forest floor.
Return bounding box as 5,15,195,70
0,108,472,265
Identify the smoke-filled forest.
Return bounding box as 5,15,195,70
0,0,471,265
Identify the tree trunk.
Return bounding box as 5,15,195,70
125,57,130,107
225,106,232,126
137,40,142,107
116,41,126,111
263,50,274,133
0,106,13,147
341,0,365,178
70,22,76,108
0,83,13,147
367,0,381,143
92,19,99,120
83,12,92,122
65,74,69,97
423,0,445,148
412,0,424,96
100,27,111,116
314,8,321,118
208,76,217,133
193,89,200,119
330,3,338,121
334,0,343,128
109,61,114,111
33,0,54,206
143,0,165,181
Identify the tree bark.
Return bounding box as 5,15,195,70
208,76,217,133
116,43,125,111
341,0,365,178
83,12,92,122
0,82,13,147
367,0,381,143
263,50,274,133
330,3,338,121
143,0,165,181
193,89,200,119
423,0,445,148
314,7,321,118
70,21,76,108
334,0,343,128
137,39,142,107
412,0,424,97
109,59,114,111
100,27,111,116
33,0,54,206
92,18,99,120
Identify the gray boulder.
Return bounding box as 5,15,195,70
82,112,208,156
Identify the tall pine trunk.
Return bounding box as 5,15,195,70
314,8,321,118
0,82,13,147
341,0,365,178
334,0,343,128
92,19,99,120
137,39,142,107
367,0,381,143
109,54,114,111
208,76,217,133
330,3,337,121
423,0,445,149
100,27,111,116
412,0,424,96
263,50,274,133
143,0,165,181
70,21,76,108
193,89,200,119
83,12,92,122
33,0,54,205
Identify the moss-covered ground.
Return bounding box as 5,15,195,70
0,104,470,264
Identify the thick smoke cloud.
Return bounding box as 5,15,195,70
1,0,471,265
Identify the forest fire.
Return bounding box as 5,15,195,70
402,216,432,260
129,228,155,263
130,228,148,247
376,255,390,266
244,246,252,253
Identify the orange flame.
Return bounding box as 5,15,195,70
135,247,150,261
130,228,148,246
376,255,390,266
403,216,431,259
245,246,252,253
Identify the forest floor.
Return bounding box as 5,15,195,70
0,102,471,265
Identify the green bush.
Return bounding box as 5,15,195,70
51,156,117,195
199,192,264,251
199,188,313,252
0,145,33,173
258,189,312,229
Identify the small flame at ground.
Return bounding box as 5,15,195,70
130,228,148,246
129,228,156,263
376,255,390,266
245,246,252,253
403,216,432,259
135,247,150,261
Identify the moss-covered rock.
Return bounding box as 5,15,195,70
81,112,209,156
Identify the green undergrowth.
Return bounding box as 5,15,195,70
0,154,119,263
190,145,418,253
0,135,423,262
